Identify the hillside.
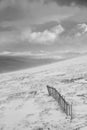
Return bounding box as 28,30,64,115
0,55,87,130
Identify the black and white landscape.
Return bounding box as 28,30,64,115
0,0,87,130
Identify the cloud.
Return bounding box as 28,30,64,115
45,0,87,7
0,24,64,46
21,25,64,44
44,0,87,6
0,0,79,26
22,30,56,44
0,51,12,55
0,0,87,53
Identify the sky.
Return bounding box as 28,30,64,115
0,0,87,54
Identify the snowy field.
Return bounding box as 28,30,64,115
0,55,87,130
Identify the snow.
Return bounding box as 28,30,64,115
0,55,87,130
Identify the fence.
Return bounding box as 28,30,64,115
47,85,72,120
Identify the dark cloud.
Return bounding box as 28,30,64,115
45,0,87,7
0,6,22,22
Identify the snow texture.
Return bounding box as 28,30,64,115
0,55,87,130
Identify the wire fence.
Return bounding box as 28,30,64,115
47,85,72,120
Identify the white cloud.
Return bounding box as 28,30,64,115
21,25,64,44
0,51,33,56
78,23,87,34
0,24,64,45
0,51,12,55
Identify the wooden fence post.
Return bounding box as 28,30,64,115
70,104,73,121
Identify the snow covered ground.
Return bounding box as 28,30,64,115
0,55,87,130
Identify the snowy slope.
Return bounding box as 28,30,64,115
0,55,87,130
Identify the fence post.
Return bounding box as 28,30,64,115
66,102,68,116
70,104,73,121
47,85,50,96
